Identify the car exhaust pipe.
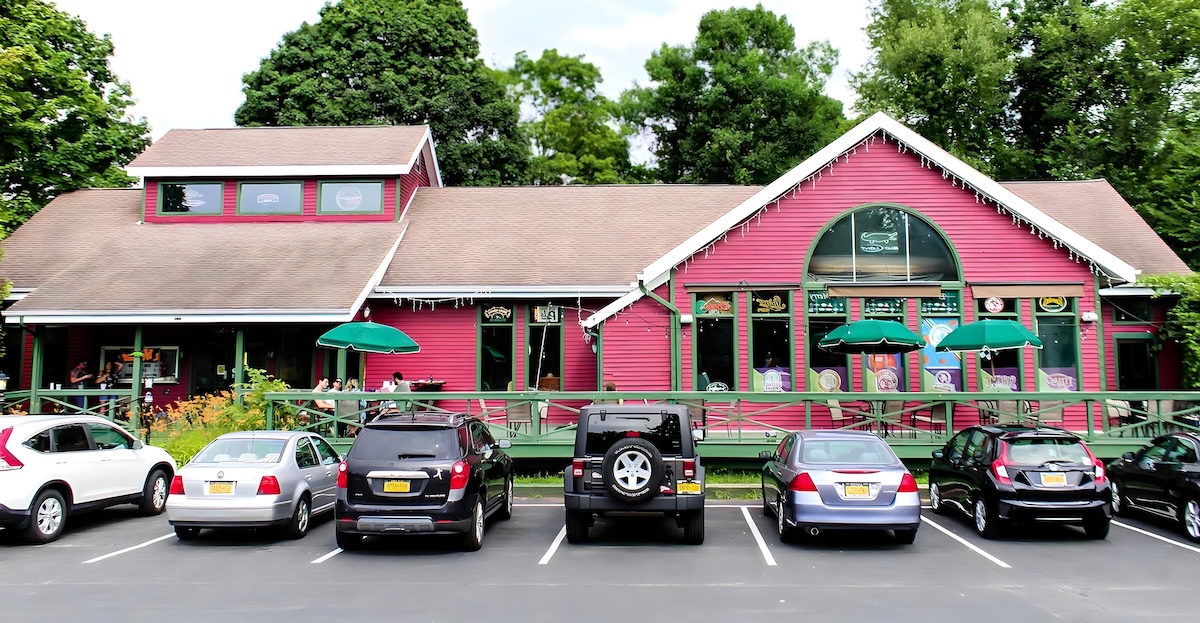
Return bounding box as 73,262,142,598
808,527,820,537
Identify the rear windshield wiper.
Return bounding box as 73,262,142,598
397,453,438,459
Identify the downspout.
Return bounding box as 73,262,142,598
639,279,681,391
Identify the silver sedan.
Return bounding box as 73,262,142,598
166,431,341,540
760,430,922,544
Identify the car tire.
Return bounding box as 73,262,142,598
893,528,918,545
776,500,796,544
462,499,485,551
682,510,704,545
139,469,169,516
973,495,1000,540
283,495,311,540
1083,515,1110,540
928,482,949,516
174,526,201,540
1180,497,1200,543
1110,479,1130,517
335,531,363,551
600,438,665,504
496,475,514,521
22,489,68,544
761,482,773,517
565,510,590,544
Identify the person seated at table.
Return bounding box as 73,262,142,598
381,372,411,414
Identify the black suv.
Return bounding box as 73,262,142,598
563,404,704,544
335,413,514,551
929,425,1111,539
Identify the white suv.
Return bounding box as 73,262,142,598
0,415,177,543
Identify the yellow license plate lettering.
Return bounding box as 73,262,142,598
677,482,701,494
844,484,870,497
383,480,410,493
207,482,233,494
1041,473,1067,486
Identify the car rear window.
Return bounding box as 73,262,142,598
585,413,682,456
1004,438,1091,465
193,438,287,463
799,439,896,464
352,427,461,460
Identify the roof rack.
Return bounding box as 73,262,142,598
369,411,472,426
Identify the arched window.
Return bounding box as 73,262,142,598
807,206,960,282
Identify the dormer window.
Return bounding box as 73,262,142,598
158,182,223,215
318,181,384,214
238,182,303,215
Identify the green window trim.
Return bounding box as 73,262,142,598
802,286,850,392
691,291,739,391
1033,297,1083,391
155,180,226,217
917,288,966,392
316,179,386,215
974,300,1027,391
526,305,565,390
1108,297,1156,326
236,180,305,215
748,290,795,392
477,305,517,392
1111,331,1159,391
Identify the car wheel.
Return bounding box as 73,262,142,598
1110,480,1129,517
174,526,201,540
973,495,999,540
496,476,514,521
335,531,363,551
600,438,665,503
565,510,590,544
682,510,704,545
893,528,918,545
1083,515,1110,540
929,482,949,516
21,489,66,544
139,469,169,516
776,499,796,544
1181,498,1200,543
283,495,311,540
462,499,485,551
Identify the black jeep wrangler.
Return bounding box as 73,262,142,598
563,404,705,544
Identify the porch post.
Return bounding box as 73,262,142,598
234,327,246,388
336,348,348,384
130,325,144,428
29,326,43,413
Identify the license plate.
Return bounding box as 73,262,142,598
206,481,234,495
383,480,410,493
1040,473,1067,487
844,483,870,498
677,481,702,495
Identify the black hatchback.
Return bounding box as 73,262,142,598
929,425,1111,539
334,413,514,551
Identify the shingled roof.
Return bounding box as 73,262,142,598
377,185,763,293
1001,179,1190,277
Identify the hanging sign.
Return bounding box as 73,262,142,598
754,294,787,314
695,294,733,315
483,306,512,322
533,306,561,323
983,297,1005,314
1038,296,1067,313
807,292,846,315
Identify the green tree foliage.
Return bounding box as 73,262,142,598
505,50,640,185
624,5,846,184
852,0,1013,170
1142,274,1200,389
0,0,149,234
235,0,528,186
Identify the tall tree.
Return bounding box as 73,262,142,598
236,0,528,186
625,5,846,185
0,0,150,234
852,0,1013,171
505,50,639,185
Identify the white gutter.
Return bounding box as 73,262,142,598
350,227,407,316
125,164,411,178
581,272,670,329
371,285,631,299
1098,287,1167,297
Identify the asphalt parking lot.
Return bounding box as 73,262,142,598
2,500,1198,623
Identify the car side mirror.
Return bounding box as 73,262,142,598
497,439,512,449
131,440,144,450
931,450,944,460
1121,451,1135,462
758,450,772,460
692,429,705,442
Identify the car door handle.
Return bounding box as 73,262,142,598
305,475,312,481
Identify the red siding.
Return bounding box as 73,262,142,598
143,177,401,223
364,303,477,413
398,153,432,218
601,287,673,391
1102,298,1178,390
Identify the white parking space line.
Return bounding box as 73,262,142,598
1114,521,1200,554
311,548,343,564
740,506,777,566
515,503,565,508
538,526,567,565
82,533,174,564
920,516,1011,569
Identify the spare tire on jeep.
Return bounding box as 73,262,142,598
601,438,665,503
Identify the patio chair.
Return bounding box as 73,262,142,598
503,401,533,436
1030,400,1065,427
880,400,905,437
1104,399,1131,437
827,399,859,430
910,402,949,436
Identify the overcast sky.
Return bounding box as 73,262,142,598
51,0,873,140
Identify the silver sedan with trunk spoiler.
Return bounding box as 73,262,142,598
760,430,921,544
166,431,341,540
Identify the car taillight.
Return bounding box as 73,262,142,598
571,459,584,478
449,460,469,490
0,427,22,471
991,443,1013,485
683,459,695,479
1085,448,1106,482
337,460,348,488
789,472,817,492
257,475,281,495
898,473,918,493
169,475,185,495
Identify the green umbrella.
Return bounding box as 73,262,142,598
934,319,1043,353
316,321,420,354
817,319,926,355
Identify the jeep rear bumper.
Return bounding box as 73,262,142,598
564,492,705,513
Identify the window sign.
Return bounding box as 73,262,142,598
864,298,904,315
532,306,561,323
694,293,734,316
920,292,961,315
482,306,513,323
864,353,905,392
318,181,384,213
239,182,303,214
1037,296,1072,313
920,318,962,391
808,206,959,282
753,293,788,314
859,230,900,254
160,182,222,214
807,292,846,315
